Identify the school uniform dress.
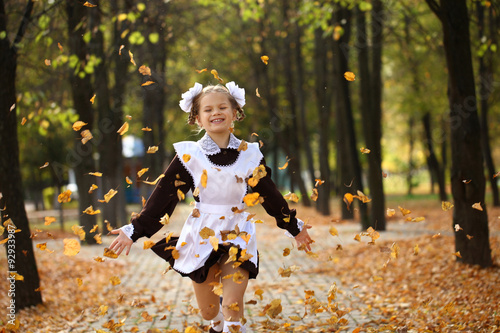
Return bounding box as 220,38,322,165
121,133,303,283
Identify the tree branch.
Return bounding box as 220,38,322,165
424,0,441,18
12,0,35,49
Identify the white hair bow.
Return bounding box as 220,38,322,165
225,81,245,108
179,82,203,113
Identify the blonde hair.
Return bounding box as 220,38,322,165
187,84,245,125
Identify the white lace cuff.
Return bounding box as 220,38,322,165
285,218,305,238
120,224,134,240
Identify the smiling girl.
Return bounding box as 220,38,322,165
109,82,313,333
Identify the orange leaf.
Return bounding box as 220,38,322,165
344,71,356,81
261,55,269,65
196,68,207,73
243,192,260,207
201,169,208,188
138,65,151,76
83,1,97,7
63,239,80,256
117,122,129,136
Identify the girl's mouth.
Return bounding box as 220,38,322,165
210,118,225,123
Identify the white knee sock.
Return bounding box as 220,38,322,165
223,321,245,333
210,307,224,331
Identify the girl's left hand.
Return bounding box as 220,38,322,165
294,225,313,252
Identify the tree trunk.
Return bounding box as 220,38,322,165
314,27,331,216
426,0,492,267
422,113,447,201
282,0,310,207
407,116,415,196
355,3,386,230
66,0,97,244
334,5,368,224
0,0,43,312
477,2,499,206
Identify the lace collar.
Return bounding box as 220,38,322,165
197,133,241,155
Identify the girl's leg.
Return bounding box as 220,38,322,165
192,263,221,321
220,258,249,323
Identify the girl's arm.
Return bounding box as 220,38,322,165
250,158,313,250
109,155,193,255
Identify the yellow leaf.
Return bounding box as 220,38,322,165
89,172,103,177
147,146,158,154
44,216,56,225
344,71,356,81
58,190,72,203
248,165,267,187
63,239,80,256
284,192,299,203
289,315,301,321
183,154,191,163
329,226,338,237
83,1,97,7
442,201,454,211
193,187,200,197
117,122,129,136
264,299,282,318
142,126,152,131
90,94,96,104
143,240,155,249
243,192,260,207
125,176,133,185
201,169,208,188
310,188,318,201
76,278,83,287
200,227,215,239
255,289,264,300
72,120,88,131
472,202,483,211
228,302,240,312
138,65,151,76
88,184,98,194
333,25,343,41
109,276,121,286
387,208,395,217
141,80,155,87
390,242,400,259
81,129,93,144
98,305,108,316
209,236,219,251
256,88,261,98
196,68,207,73
129,50,136,66
94,234,102,244
83,205,100,215
103,247,118,258
99,189,118,203
143,174,165,185
398,206,411,216
172,248,180,259
240,233,251,244
278,157,290,170
160,213,170,225
413,244,420,255
354,234,361,242
210,69,224,83
454,251,462,258
261,55,269,65
406,216,425,223
238,140,248,151
90,224,99,233
343,193,353,210
210,282,223,296
137,168,149,178
360,147,370,154
177,189,185,201
72,225,86,241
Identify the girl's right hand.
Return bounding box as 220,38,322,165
108,229,133,256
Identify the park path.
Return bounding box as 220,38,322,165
26,204,438,333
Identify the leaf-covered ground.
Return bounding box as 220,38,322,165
1,201,499,332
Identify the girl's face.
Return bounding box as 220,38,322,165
197,92,237,137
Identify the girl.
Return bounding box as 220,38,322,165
109,81,313,333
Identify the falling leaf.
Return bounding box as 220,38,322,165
141,81,155,87
192,208,200,218
83,205,100,215
109,276,121,286
193,187,200,197
201,169,208,188
227,302,240,312
284,192,299,203
21,117,27,125
160,213,170,225
129,50,136,66
90,94,96,104
256,88,261,98
58,190,72,203
210,69,224,83
63,239,80,256
311,188,318,201
360,147,370,154
261,55,269,65
138,65,151,76
442,201,454,211
200,227,215,239
143,241,155,249
315,179,325,187
432,233,441,239
177,189,185,201
453,251,462,258
90,224,99,233
329,226,338,237
240,233,251,244
354,190,371,203
344,71,356,81
463,179,472,184
118,45,125,55
248,165,267,187
137,168,149,178
405,216,425,223
98,189,118,203
43,216,56,226
343,193,354,210
142,174,165,185
209,236,219,251
493,171,500,179
89,172,103,177
390,242,400,259
117,122,129,136
183,154,191,163
466,234,474,240
94,234,102,244
283,248,290,256
210,282,223,296
83,1,97,7
264,299,282,318
387,208,395,217
9,104,15,112
278,265,301,278
237,140,248,151
472,202,483,211
44,58,52,66
354,234,361,242
88,184,98,194
333,25,343,41
57,42,64,52
104,247,118,258
76,278,83,287
72,225,86,241
454,224,463,232
413,244,420,255
399,206,411,216
196,68,207,73
278,157,290,170
81,129,93,144
125,177,133,185
243,192,260,207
